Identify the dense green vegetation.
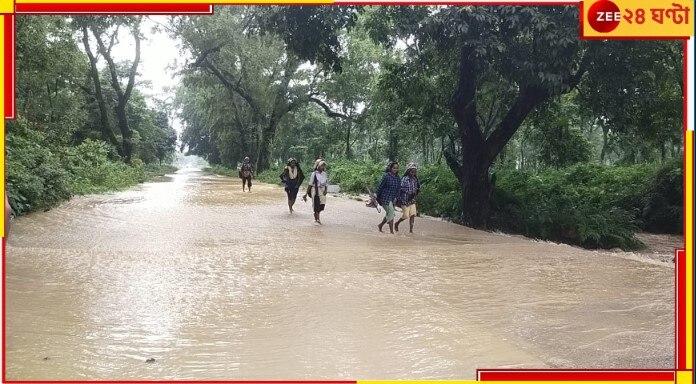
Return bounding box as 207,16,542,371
210,158,681,250
9,7,684,250
7,16,178,215
175,6,682,249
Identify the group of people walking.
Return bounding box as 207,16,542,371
375,161,420,234
279,158,328,224
239,157,419,232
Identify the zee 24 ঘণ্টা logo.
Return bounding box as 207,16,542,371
586,0,691,35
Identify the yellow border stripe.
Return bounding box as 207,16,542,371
677,371,693,384
2,1,694,376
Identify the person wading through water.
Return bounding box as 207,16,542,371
280,158,305,213
376,161,400,234
239,156,254,192
303,159,328,224
395,162,420,233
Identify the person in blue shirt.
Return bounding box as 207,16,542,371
376,161,401,234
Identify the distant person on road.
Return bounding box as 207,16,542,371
304,159,328,224
395,162,420,233
280,158,305,213
376,161,400,234
239,156,254,192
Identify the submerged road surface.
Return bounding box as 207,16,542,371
5,168,676,380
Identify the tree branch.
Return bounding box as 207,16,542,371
92,26,123,98
484,85,549,167
451,46,484,151
122,21,141,104
560,43,595,92
308,97,350,119
191,43,226,67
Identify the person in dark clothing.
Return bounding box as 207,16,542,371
395,162,420,233
280,158,305,213
239,156,253,192
376,161,400,234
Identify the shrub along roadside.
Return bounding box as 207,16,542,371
490,160,683,250
206,160,682,251
7,138,178,216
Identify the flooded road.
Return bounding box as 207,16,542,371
4,169,676,380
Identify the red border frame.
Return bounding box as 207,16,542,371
3,15,13,120
2,2,692,383
476,370,677,381
15,4,214,14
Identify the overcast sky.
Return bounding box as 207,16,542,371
109,17,185,134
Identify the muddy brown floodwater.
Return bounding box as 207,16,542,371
4,168,677,380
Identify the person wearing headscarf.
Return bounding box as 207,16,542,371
375,160,400,234
239,156,254,192
280,158,305,213
395,162,420,233
303,159,328,224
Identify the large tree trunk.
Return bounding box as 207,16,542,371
448,46,557,229
345,120,352,159
600,126,609,164
115,104,134,163
458,151,492,228
81,26,123,156
93,20,141,163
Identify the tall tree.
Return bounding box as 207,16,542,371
175,6,363,170
75,16,142,162
361,6,592,227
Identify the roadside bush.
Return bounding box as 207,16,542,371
416,164,461,220
6,120,72,215
490,168,645,250
66,140,147,195
640,159,683,234
145,163,178,178
6,125,177,215
326,160,384,193
490,161,683,249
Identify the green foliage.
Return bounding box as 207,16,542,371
254,165,286,185
255,6,361,72
205,165,243,179
8,15,179,216
526,95,594,168
7,121,176,215
145,164,179,178
325,160,384,193
491,162,683,249
640,159,683,234
6,119,72,214
578,41,683,162
414,164,462,220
